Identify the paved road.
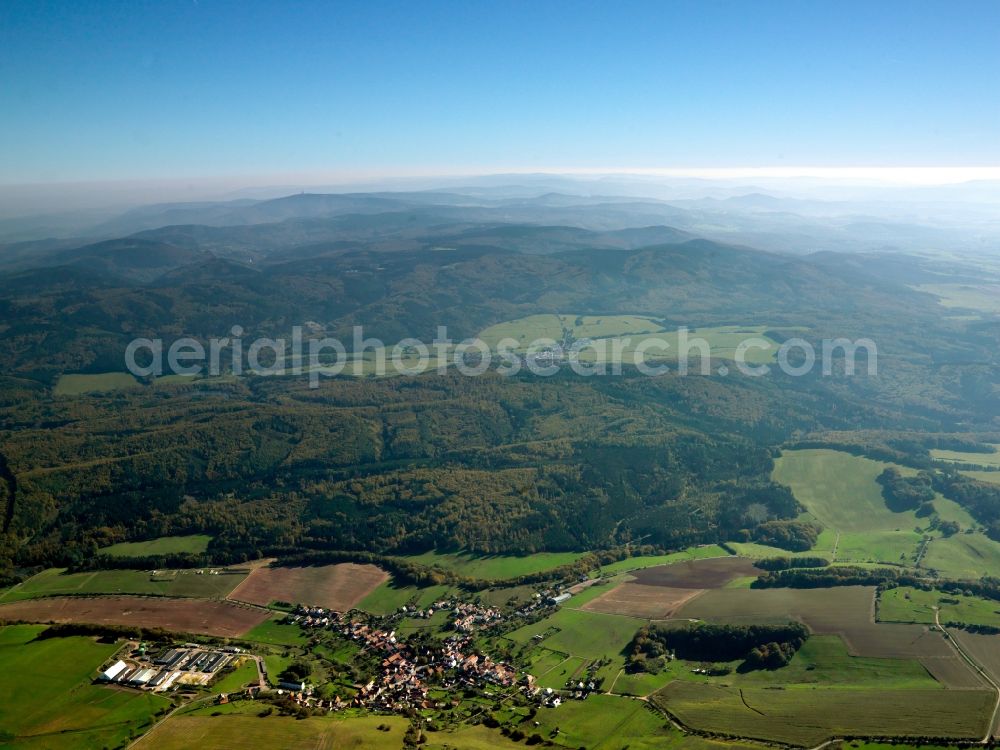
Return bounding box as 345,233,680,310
934,607,1000,744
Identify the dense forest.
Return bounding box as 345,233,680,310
630,622,809,671
0,197,998,582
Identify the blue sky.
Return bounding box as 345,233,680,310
2,0,999,183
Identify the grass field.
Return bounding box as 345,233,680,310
931,445,1000,468
535,655,588,689
228,563,387,609
98,534,212,557
212,658,259,693
478,314,667,348
0,624,170,749
730,634,941,689
505,607,644,660
726,531,838,560
356,582,455,616
423,724,531,750
773,449,919,535
880,586,1000,628
614,633,940,697
596,545,731,575
836,530,923,565
922,532,1000,579
134,706,408,750
915,283,1000,313
399,550,586,579
654,682,992,746
241,613,309,646
524,693,764,750
931,445,1000,488
477,315,781,364
262,654,294,686
53,372,141,396
0,567,246,602
771,449,971,567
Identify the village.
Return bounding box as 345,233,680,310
283,587,599,713
89,583,600,719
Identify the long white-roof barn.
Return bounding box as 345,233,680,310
101,660,128,681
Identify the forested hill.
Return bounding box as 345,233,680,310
0,233,954,380
0,191,997,581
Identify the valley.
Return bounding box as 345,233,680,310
0,187,999,750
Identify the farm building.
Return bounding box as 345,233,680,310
155,648,185,667
203,652,229,672
100,660,128,682
157,672,180,691
147,670,172,688
129,668,158,685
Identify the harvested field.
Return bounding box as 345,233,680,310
679,586,961,660
228,563,388,610
630,557,760,588
0,595,269,637
654,681,993,746
952,631,1000,735
953,630,1000,685
921,651,988,689
582,583,704,619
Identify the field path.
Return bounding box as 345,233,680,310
127,694,216,749
934,608,1000,742
606,668,624,694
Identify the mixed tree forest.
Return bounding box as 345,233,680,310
0,188,998,586
7,3,1000,749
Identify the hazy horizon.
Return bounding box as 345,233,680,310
4,1,1000,188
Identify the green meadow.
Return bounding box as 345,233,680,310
357,582,455,616
212,658,260,693
880,586,1000,628
0,624,170,749
930,444,1000,487
931,444,1000,468
596,544,730,575
242,614,310,646
134,707,408,750
525,693,711,750
99,534,213,557
655,682,991,746
773,449,919,535
922,532,1000,579
771,448,1000,571
398,550,586,579
614,634,936,697
505,607,643,661
0,566,245,602
915,283,1000,313
53,372,141,396
477,314,782,364
423,724,531,750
